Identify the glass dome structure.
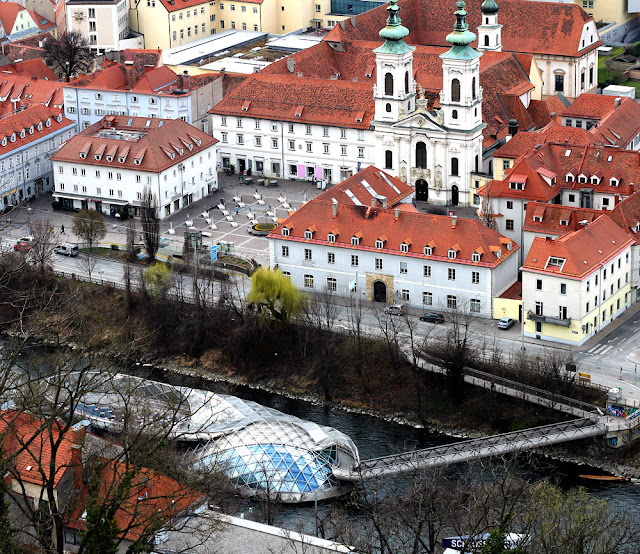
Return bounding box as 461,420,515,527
193,395,360,502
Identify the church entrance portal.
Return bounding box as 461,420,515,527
373,280,387,303
415,179,428,202
451,185,459,206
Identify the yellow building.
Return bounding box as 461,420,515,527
577,0,639,44
130,0,348,50
521,215,634,346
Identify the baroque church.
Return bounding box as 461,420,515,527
210,0,599,206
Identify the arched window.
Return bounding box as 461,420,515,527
404,71,409,94
415,142,427,169
385,150,393,169
385,73,394,96
385,103,392,113
451,78,460,102
472,77,476,100
452,110,458,120
451,157,459,176
484,35,489,47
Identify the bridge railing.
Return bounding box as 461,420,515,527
417,350,599,414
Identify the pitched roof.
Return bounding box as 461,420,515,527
523,201,602,236
522,215,634,279
324,0,600,58
51,116,217,173
0,3,24,33
64,460,203,542
270,200,519,268
560,93,618,120
0,58,58,80
156,0,235,13
609,190,640,244
211,73,375,129
0,105,72,154
0,73,64,116
0,410,84,487
314,165,414,207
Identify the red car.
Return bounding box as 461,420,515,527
13,241,31,252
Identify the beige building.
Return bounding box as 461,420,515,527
67,0,143,52
130,0,347,50
578,0,639,43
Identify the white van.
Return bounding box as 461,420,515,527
54,243,79,257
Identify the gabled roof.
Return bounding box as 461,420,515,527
270,200,519,268
51,116,217,174
479,158,562,202
560,93,618,120
609,190,640,244
0,3,24,33
0,104,72,155
315,165,414,207
210,73,375,129
523,201,602,236
324,0,600,58
0,73,64,116
523,215,634,279
0,410,85,487
0,58,58,80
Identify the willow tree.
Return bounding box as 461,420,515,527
247,267,303,326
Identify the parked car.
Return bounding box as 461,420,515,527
498,317,515,330
54,243,79,257
13,240,31,252
384,303,407,316
419,311,445,323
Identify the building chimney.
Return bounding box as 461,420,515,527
371,197,377,208
123,60,135,88
331,203,338,217
451,215,457,228
394,208,400,219
181,70,191,90
508,118,518,138
615,97,621,108
286,58,295,73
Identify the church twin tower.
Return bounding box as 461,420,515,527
374,0,501,128
371,0,502,205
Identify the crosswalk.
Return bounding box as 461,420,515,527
586,343,616,356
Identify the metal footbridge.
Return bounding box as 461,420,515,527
333,417,605,480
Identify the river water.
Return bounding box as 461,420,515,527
170,375,640,535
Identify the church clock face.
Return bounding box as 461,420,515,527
73,10,84,22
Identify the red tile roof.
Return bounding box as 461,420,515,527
27,9,56,32
211,73,375,129
120,49,162,72
523,201,602,236
51,116,217,173
324,0,600,58
315,165,414,207
0,410,84,487
560,93,617,120
0,73,64,116
609,190,640,244
0,105,72,154
523,215,634,279
499,280,522,300
156,0,243,13
64,459,203,542
0,58,58,81
0,3,26,33
270,200,519,268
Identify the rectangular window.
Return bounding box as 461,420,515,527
536,279,542,291
358,147,364,158
402,289,410,302
506,200,513,209
470,299,481,313
448,268,455,281
341,145,347,156
281,245,289,257
328,252,335,264
288,140,295,151
306,125,312,135
357,130,364,141
304,274,314,288
271,138,278,148
375,258,383,271
423,292,432,305
560,283,567,295
423,265,431,277
351,255,359,267
323,127,329,137
323,144,329,154
472,271,479,284
559,306,568,319
327,278,337,291
306,142,312,153
447,295,457,310
535,301,543,316
506,219,514,231
304,248,312,261
400,262,407,274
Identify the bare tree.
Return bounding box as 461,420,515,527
140,186,160,263
125,220,138,264
43,31,94,82
478,184,498,231
26,218,56,277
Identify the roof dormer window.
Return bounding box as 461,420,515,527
496,249,502,259
400,243,409,253
578,175,587,184
375,239,384,249
559,219,569,226
1,138,6,146
95,154,102,160
282,227,290,237
327,233,335,243
106,155,114,162
591,176,599,185
448,249,457,259
635,222,640,233
533,215,542,222
80,152,86,159
19,130,25,138
118,156,125,163
10,133,15,142
546,256,566,270
424,246,432,256
46,118,51,127
37,122,42,131
351,236,360,246
304,230,313,240
472,252,481,263
28,126,34,135
566,174,574,182
610,178,619,187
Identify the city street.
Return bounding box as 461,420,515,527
1,173,638,400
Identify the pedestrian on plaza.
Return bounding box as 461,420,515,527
61,224,65,234
235,205,240,215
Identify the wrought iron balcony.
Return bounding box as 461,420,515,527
527,311,571,327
